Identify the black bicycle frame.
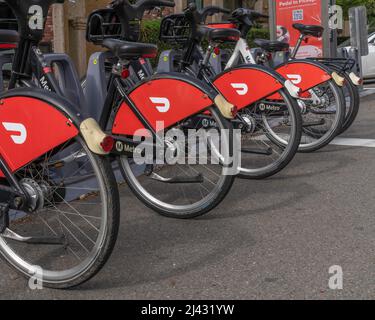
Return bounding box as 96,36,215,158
9,44,64,96
7,19,163,153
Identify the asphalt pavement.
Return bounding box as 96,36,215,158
1,93,375,300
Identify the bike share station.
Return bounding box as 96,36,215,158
2,0,375,297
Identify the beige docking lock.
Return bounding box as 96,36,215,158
349,72,362,86
214,94,236,119
331,72,345,87
80,118,109,155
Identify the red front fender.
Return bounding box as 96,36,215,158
0,96,79,176
213,66,284,110
276,61,332,92
112,78,214,137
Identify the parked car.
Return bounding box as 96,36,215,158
340,32,375,80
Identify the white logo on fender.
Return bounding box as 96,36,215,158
231,83,248,96
286,74,302,85
2,122,27,145
150,97,170,113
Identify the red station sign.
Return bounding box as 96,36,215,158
275,0,323,58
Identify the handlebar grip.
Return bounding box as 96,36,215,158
184,2,197,13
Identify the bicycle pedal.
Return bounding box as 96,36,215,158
302,119,326,127
150,173,204,184
1,228,66,245
241,147,273,155
0,203,10,233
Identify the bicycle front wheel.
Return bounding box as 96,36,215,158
118,106,235,219
297,80,345,152
339,72,360,134
238,88,302,179
0,136,120,289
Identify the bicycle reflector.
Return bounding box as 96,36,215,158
100,136,115,153
121,68,130,79
231,105,238,118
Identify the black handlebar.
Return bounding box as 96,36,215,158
137,0,175,9
232,8,269,21
183,3,231,25
110,0,175,19
108,0,174,41
199,6,231,22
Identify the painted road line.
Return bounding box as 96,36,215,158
331,138,375,148
249,135,375,148
251,135,375,148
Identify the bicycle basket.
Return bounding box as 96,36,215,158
124,19,142,42
160,14,191,45
86,8,122,44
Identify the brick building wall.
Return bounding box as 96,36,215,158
42,9,54,50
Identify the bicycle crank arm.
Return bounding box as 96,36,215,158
1,228,66,245
150,173,204,184
302,119,326,127
241,147,273,155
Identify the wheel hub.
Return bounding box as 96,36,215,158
241,114,256,134
20,178,46,212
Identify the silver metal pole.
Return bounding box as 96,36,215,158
268,0,276,41
321,0,331,57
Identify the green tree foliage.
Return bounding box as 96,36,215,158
336,0,375,29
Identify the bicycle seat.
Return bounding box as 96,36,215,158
0,29,19,45
254,39,290,52
293,24,324,38
102,38,158,59
198,26,240,43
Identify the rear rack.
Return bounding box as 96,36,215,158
308,57,356,73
